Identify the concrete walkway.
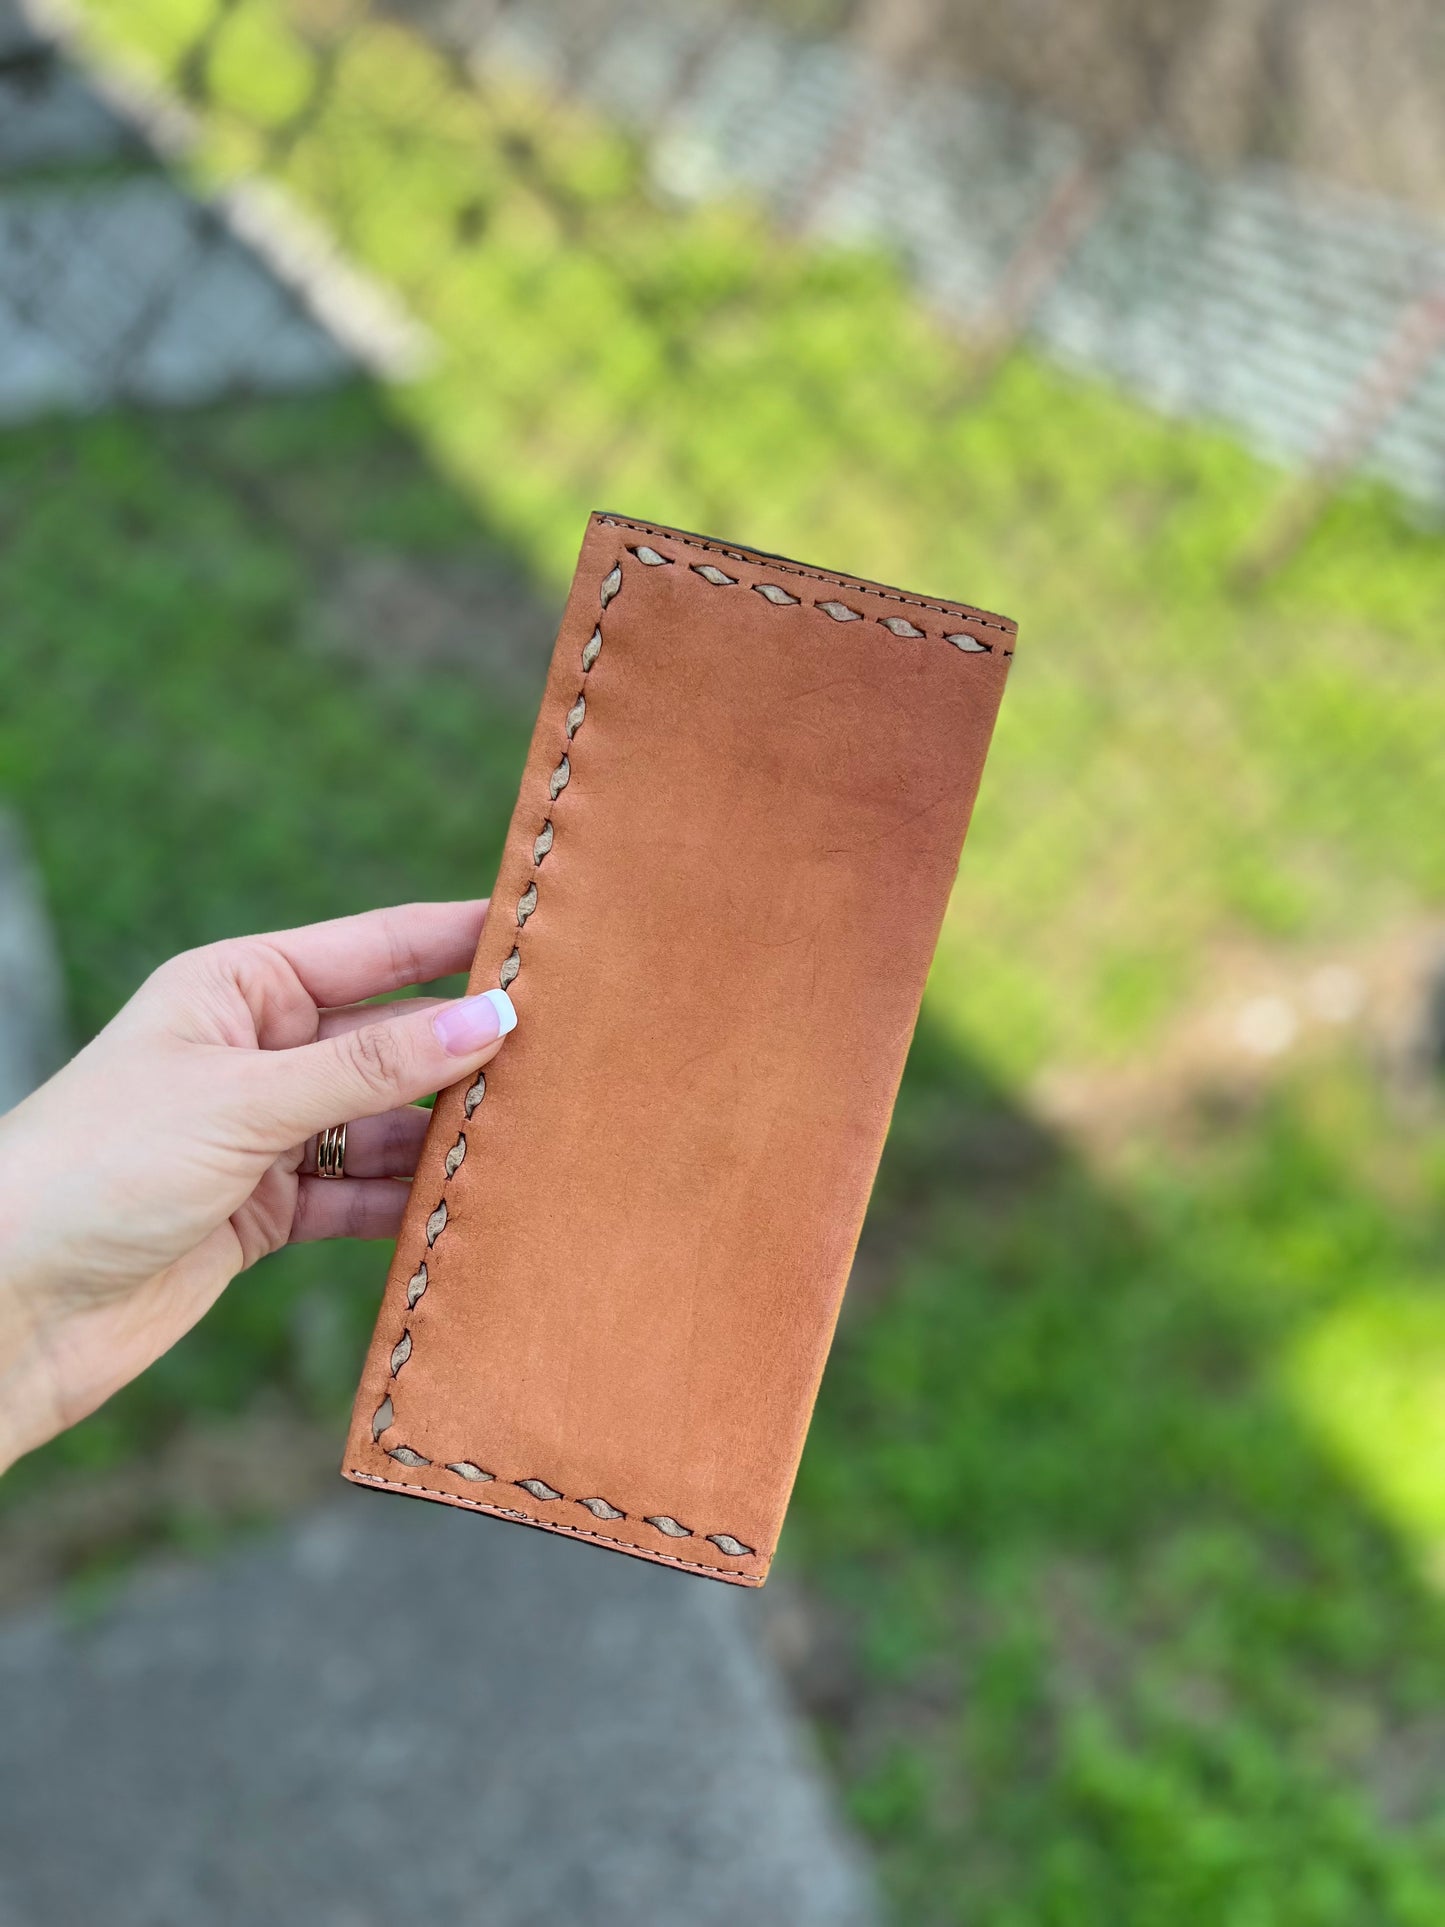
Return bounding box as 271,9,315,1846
0,1491,878,1925
0,0,422,423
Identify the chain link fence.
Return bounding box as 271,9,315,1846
0,0,423,416
8,0,1445,500
8,0,1445,501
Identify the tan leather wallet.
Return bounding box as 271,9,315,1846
343,513,1016,1584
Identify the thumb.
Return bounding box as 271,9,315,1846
258,988,517,1143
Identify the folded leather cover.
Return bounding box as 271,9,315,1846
343,512,1016,1584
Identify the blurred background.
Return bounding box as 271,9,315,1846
2,0,1444,1919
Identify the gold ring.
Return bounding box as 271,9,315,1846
316,1123,347,1179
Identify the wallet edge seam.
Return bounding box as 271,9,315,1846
594,510,1017,644
343,1468,771,1585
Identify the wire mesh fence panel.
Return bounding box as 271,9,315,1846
9,0,1443,505
0,0,424,416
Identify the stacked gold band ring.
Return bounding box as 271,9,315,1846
316,1123,347,1180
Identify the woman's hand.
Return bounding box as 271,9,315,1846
0,901,515,1473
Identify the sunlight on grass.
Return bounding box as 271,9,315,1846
800,1056,1445,1921
73,0,1445,1083
1289,1294,1445,1568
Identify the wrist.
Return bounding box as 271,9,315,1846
0,1274,55,1476
0,1107,65,1473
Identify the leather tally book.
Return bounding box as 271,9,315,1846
344,513,1017,1585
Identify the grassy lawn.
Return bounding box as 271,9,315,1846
73,0,1445,1076
2,1,1444,1918
806,1043,1445,1922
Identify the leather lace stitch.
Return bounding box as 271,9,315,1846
598,512,1015,653
361,527,1002,1566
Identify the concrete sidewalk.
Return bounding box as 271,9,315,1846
0,1490,877,1926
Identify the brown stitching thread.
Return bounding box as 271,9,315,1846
596,511,1016,643
345,1470,769,1578
373,1447,756,1559
646,1514,692,1538
604,510,1014,633
370,549,759,1566
627,518,1006,654
700,542,1004,653
447,1460,493,1481
518,1477,563,1501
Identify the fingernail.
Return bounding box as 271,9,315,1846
433,988,517,1055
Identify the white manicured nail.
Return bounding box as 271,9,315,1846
483,988,518,1036
434,987,517,1055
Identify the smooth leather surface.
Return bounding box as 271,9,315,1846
343,513,1016,1584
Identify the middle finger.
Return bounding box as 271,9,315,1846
299,1103,431,1179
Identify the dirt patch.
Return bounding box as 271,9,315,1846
314,547,559,700
1032,919,1445,1160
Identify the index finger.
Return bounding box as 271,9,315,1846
253,900,488,1009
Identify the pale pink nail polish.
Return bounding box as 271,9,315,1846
433,988,517,1055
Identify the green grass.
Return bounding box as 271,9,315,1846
2,1,1444,1918
805,1041,1445,1921
69,0,1445,1074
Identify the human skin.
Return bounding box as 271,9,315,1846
0,900,514,1474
